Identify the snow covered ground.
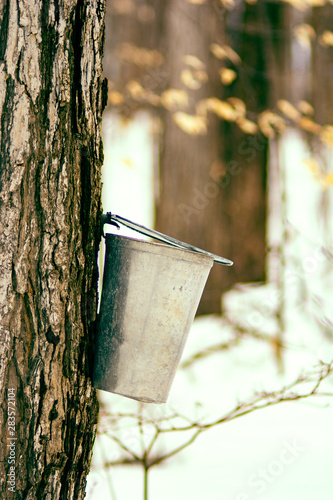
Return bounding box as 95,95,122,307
86,121,333,500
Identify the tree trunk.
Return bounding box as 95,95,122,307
311,4,333,124
103,0,166,114
156,0,232,314
222,1,274,285
0,0,106,498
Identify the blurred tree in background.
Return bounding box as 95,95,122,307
103,0,333,314
103,0,268,313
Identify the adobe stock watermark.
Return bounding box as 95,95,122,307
246,245,328,331
7,388,17,494
178,134,266,223
118,66,169,115
235,439,307,500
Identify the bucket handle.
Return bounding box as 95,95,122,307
102,213,233,266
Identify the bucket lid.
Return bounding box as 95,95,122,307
102,213,233,266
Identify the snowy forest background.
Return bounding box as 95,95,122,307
87,0,333,498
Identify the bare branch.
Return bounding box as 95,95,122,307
99,360,333,476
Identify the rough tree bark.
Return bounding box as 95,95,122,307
0,0,106,498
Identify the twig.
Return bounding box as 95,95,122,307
100,360,333,473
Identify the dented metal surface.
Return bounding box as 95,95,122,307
93,234,213,403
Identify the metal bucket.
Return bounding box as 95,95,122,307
93,233,214,403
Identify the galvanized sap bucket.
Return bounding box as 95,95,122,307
93,213,233,404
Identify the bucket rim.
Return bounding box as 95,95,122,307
105,232,214,266
102,213,233,266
